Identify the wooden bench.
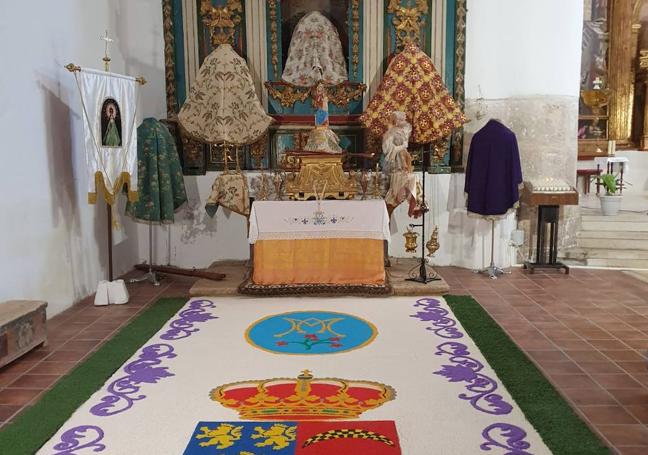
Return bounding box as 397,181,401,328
0,300,47,368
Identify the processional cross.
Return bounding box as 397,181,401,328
100,30,114,71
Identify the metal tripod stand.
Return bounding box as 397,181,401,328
129,221,161,286
475,218,510,280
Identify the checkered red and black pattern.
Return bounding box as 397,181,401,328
302,428,395,448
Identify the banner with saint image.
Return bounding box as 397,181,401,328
74,68,139,205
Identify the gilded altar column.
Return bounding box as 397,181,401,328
608,0,636,145
640,51,648,150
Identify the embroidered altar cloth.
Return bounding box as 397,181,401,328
248,200,391,243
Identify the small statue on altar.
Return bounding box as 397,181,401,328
304,81,342,153
382,111,421,217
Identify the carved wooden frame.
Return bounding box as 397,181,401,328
579,0,643,157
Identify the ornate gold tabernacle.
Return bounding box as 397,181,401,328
284,154,356,201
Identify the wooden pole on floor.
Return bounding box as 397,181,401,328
107,204,113,282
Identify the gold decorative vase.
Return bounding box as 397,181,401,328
426,226,440,257
403,228,419,253
581,89,611,139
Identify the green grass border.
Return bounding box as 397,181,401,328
446,295,610,455
0,298,186,455
0,296,610,454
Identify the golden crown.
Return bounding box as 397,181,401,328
210,370,395,420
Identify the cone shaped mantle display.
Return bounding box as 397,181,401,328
361,44,467,144
178,44,273,145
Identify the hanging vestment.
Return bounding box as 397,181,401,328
281,11,348,87
125,118,187,223
74,68,139,205
361,44,467,144
178,43,273,145
178,43,270,219
464,120,523,216
205,173,250,218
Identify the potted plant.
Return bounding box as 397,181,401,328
596,173,622,216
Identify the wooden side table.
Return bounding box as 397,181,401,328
522,188,579,274
576,169,601,194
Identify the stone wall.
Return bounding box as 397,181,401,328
463,96,580,259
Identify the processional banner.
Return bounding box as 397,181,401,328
73,68,139,205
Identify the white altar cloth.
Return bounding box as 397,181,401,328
248,200,391,243
594,156,630,172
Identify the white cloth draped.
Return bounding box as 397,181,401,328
75,68,138,204
249,200,391,243
281,11,348,87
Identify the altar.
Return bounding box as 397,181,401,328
248,200,390,286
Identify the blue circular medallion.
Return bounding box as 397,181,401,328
246,311,377,355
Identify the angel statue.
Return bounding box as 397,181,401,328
383,111,421,217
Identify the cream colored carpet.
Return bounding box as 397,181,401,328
38,296,549,454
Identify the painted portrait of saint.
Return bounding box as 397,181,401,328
101,98,122,147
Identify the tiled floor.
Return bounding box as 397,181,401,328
1,266,648,454
0,272,196,429
442,266,648,455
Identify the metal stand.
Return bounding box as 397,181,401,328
523,205,569,274
129,221,161,285
475,218,510,280
406,146,441,284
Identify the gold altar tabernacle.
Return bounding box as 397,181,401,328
284,154,356,201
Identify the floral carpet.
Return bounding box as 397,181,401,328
37,296,551,454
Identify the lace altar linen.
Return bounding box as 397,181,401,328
360,44,467,144
248,200,390,243
178,44,273,145
249,200,389,286
281,11,348,87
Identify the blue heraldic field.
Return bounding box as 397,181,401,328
183,420,401,454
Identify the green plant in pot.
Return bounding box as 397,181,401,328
596,173,622,216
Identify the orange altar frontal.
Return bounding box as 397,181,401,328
248,200,390,286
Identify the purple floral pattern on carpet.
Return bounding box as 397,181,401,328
52,425,105,454
89,343,176,417
413,297,536,454
481,423,533,454
160,299,217,340
411,297,463,339
435,341,513,415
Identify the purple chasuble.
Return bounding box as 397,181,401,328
464,120,523,216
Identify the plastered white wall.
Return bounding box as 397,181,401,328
465,0,583,99
0,0,165,316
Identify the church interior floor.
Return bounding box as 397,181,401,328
2,267,648,453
